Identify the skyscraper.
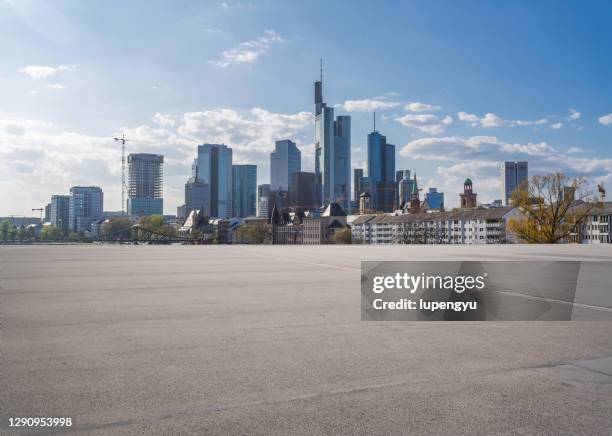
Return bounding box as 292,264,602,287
501,161,528,205
314,64,351,211
127,153,164,216
257,184,271,218
290,171,317,210
193,144,233,218
425,187,444,210
185,180,209,216
69,186,103,232
232,164,257,217
397,170,412,207
270,140,301,192
367,120,396,212
353,168,364,203
50,194,70,231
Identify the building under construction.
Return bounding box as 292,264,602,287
127,153,164,217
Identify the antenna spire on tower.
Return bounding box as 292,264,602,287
373,111,376,131
320,58,323,83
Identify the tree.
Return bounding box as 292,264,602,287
331,228,352,244
508,172,601,244
139,215,177,238
101,217,133,240
235,222,270,244
41,225,61,241
0,220,11,241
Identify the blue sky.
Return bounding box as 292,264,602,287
1,0,611,215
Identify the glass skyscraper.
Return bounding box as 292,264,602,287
127,153,164,217
501,161,528,205
270,139,301,193
50,194,70,231
367,128,396,212
69,186,103,232
193,144,233,218
314,69,351,211
232,164,257,218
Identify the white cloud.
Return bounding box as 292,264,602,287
480,113,505,128
550,122,563,129
457,112,480,123
404,102,440,112
153,113,176,127
19,64,75,79
0,107,314,215
395,114,452,134
569,108,581,120
598,113,612,125
398,134,612,206
340,96,400,112
457,111,548,128
47,83,65,91
210,30,284,67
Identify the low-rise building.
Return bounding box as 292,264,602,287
351,207,522,244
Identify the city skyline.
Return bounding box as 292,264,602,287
1,1,612,215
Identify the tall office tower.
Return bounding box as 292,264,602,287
257,184,271,218
193,144,233,218
127,153,164,217
270,140,301,192
425,187,444,210
396,170,407,184
290,171,317,210
232,164,257,218
460,178,478,208
69,186,103,232
501,161,528,205
354,168,364,203
185,180,209,216
44,202,51,223
314,65,351,211
398,170,412,207
50,195,70,231
367,120,396,212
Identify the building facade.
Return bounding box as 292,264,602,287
501,161,528,205
270,140,301,193
193,144,233,218
257,184,271,218
424,188,444,210
185,180,210,217
232,164,257,218
50,194,70,231
352,207,522,245
290,171,317,210
460,178,478,209
314,71,351,211
69,186,104,232
127,153,164,216
367,128,396,212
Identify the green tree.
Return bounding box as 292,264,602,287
331,227,352,244
139,215,177,238
41,225,61,241
235,222,270,244
101,217,133,240
508,172,601,244
0,220,11,241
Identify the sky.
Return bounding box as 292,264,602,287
1,0,611,215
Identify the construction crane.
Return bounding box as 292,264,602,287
32,208,44,223
113,134,129,214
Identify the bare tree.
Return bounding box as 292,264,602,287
508,172,601,243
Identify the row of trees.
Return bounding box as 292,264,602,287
0,220,90,242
